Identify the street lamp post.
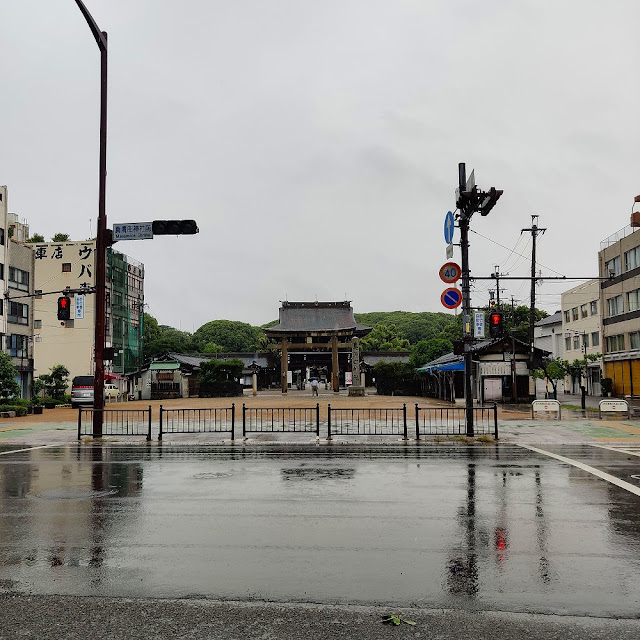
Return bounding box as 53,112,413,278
74,1,107,437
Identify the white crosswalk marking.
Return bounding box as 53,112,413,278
591,444,640,457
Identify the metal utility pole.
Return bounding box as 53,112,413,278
521,215,546,366
455,163,503,437
74,0,108,437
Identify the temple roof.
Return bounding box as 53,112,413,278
264,301,372,337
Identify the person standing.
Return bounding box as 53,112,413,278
311,378,319,397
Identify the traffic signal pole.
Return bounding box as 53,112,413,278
455,163,504,438
458,164,474,437
74,0,107,438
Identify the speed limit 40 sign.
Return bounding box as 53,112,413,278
439,262,461,284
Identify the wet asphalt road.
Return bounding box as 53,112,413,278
1,443,640,637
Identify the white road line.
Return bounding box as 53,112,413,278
519,444,640,497
0,444,65,456
591,444,640,457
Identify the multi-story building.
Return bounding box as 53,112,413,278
561,279,602,395
0,188,10,347
7,238,35,397
32,241,144,394
533,311,564,396
598,223,640,396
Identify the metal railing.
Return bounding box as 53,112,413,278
159,405,235,441
328,404,408,438
243,404,320,437
77,406,152,440
414,403,498,438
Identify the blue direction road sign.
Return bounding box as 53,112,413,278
113,222,153,241
441,287,462,309
444,211,455,244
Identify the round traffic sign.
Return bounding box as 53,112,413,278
441,287,462,309
444,211,455,244
439,261,462,284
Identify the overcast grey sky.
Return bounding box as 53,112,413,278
1,1,638,330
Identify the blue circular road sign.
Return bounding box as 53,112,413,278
444,211,455,244
441,287,462,309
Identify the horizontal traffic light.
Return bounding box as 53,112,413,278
152,220,199,235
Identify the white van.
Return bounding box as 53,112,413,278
71,375,94,408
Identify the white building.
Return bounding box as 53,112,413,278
561,279,602,395
533,311,564,397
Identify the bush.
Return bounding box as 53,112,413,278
41,396,66,406
198,381,243,398
0,405,27,417
0,398,31,407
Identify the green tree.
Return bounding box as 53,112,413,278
51,233,70,242
532,357,568,399
199,359,244,384
194,320,263,352
410,338,453,368
0,351,20,399
36,364,70,400
360,324,410,351
26,233,45,243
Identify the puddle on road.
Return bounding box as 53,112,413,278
281,467,355,480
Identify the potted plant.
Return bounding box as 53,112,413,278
601,377,613,397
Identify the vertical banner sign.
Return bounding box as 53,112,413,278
474,312,485,338
75,294,85,319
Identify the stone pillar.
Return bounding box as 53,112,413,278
351,337,361,387
252,372,258,396
348,337,365,397
332,335,339,393
281,338,288,394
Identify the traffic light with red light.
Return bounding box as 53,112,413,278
57,296,71,321
489,311,503,339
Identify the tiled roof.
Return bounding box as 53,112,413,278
264,301,372,335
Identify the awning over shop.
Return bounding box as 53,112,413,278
416,361,465,374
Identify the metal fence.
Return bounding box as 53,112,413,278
242,404,320,437
414,403,498,438
77,406,152,440
159,405,236,441
328,404,408,438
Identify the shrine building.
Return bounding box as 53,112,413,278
264,301,372,393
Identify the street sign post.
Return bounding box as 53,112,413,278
441,287,462,309
439,261,462,283
474,311,485,338
113,222,153,241
444,211,455,244
446,243,453,259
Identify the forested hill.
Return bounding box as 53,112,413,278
143,310,462,360
354,311,458,345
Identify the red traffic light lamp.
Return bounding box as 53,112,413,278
57,296,71,321
489,311,503,338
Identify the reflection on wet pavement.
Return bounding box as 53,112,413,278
0,444,639,617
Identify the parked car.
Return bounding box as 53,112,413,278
104,384,120,400
71,375,94,408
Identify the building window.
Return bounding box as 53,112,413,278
62,263,71,273
0,263,4,280
606,334,625,352
573,335,580,349
0,228,5,246
625,246,640,271
631,332,640,350
34,319,42,329
591,331,600,347
580,304,588,318
8,267,29,292
564,310,570,323
8,301,28,325
605,256,621,278
628,289,640,312
6,334,27,357
607,295,623,317
590,300,598,315
565,335,571,350
571,307,578,321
